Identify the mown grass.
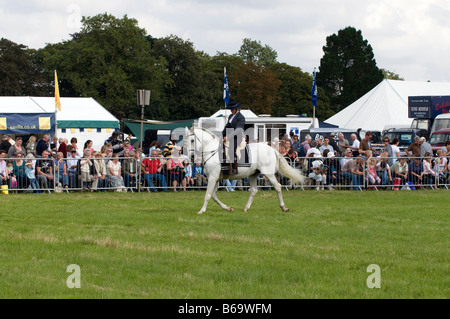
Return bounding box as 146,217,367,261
0,189,448,299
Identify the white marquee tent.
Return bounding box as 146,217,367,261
325,79,450,131
0,96,119,151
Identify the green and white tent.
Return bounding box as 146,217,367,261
0,96,119,151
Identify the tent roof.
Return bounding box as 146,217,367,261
0,96,119,129
325,79,450,131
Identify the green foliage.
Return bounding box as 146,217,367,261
237,38,278,67
0,38,51,96
317,26,384,112
381,68,404,81
39,13,171,120
0,191,448,298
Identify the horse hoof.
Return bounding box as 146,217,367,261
283,208,289,212
197,211,204,215
243,208,248,213
229,207,234,212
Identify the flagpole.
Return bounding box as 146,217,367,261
312,67,317,128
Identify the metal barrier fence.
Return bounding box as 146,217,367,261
1,155,449,194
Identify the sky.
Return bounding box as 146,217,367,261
1,0,450,82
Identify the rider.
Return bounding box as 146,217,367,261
222,101,246,175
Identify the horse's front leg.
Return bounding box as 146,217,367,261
211,181,233,212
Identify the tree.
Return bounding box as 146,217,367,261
237,38,278,67
151,35,220,120
317,27,384,112
232,62,281,114
39,13,170,120
270,63,333,120
381,68,404,80
0,38,51,96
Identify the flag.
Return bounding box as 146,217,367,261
55,70,61,112
311,69,318,108
223,67,230,107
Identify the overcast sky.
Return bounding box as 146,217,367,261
1,0,450,82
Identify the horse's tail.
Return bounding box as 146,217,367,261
275,151,306,185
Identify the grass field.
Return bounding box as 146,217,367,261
0,189,448,299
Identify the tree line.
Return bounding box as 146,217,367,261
0,13,396,122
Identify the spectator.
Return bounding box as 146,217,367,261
35,134,50,157
84,140,94,155
349,133,360,157
422,152,435,187
391,156,409,186
166,146,187,192
5,160,17,189
36,150,54,189
367,157,381,185
441,140,450,155
420,137,433,158
279,141,288,157
390,138,401,164
319,136,335,155
0,134,12,153
25,135,37,155
337,133,350,156
54,152,69,189
8,137,27,158
324,151,338,190
50,136,59,153
107,153,125,190
183,158,194,188
328,133,340,156
376,152,392,186
434,150,447,184
306,140,320,157
298,135,311,157
92,151,108,191
292,135,300,153
192,160,207,188
223,179,237,192
67,149,80,188
80,149,94,191
70,137,82,158
340,148,353,168
0,150,7,186
13,151,27,189
25,156,40,192
408,157,424,185
308,154,326,190
341,155,364,190
142,149,167,192
122,150,138,189
381,137,394,166
359,131,372,157
58,137,67,158
105,131,122,147
405,137,421,159
163,136,176,158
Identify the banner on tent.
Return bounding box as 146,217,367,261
0,113,56,134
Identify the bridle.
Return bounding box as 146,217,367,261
186,128,219,166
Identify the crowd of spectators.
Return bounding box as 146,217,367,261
0,132,209,193
270,131,450,191
1,131,450,193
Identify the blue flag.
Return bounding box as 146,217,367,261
311,69,318,108
223,67,230,107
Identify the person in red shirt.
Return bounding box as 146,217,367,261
142,149,167,192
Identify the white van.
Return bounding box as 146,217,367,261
430,113,450,134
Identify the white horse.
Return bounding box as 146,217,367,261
184,127,306,214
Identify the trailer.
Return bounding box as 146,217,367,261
409,96,450,135
197,110,318,144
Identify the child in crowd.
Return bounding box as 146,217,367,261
25,158,40,191
6,160,17,188
367,158,381,185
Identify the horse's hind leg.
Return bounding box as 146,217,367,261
211,182,233,212
244,175,258,212
265,174,289,212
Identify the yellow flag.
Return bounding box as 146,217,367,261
55,70,61,112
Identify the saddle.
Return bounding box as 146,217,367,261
220,142,251,175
